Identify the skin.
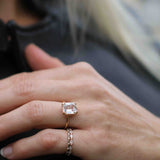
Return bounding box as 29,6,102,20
0,1,160,160
0,0,40,26
0,45,160,160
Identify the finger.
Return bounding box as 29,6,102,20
0,129,86,160
0,62,77,85
0,61,92,90
25,44,65,70
0,62,95,114
0,61,94,87
29,61,93,81
0,79,83,114
0,101,82,141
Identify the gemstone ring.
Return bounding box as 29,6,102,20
62,102,78,129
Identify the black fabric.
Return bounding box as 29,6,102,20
0,4,160,160
0,20,8,52
21,0,64,17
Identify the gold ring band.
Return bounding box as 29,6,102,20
65,116,70,129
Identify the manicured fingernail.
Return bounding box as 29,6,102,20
0,146,13,159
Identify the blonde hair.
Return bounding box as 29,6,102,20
66,0,160,82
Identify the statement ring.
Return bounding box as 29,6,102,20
62,102,78,129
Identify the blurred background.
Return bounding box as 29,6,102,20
123,0,160,51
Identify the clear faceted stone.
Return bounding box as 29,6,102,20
69,140,73,145
70,135,73,139
63,102,78,115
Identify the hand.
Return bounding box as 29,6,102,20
0,44,64,114
0,45,160,160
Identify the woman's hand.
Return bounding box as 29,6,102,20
0,45,160,160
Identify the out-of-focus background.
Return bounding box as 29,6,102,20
122,0,160,50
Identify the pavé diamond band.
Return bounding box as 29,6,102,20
66,128,73,156
62,102,78,129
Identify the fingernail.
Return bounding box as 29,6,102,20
0,146,13,159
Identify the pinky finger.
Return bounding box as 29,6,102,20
0,129,80,160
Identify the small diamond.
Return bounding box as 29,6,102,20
62,102,78,115
70,135,73,139
69,140,73,145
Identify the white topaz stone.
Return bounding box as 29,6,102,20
63,102,78,115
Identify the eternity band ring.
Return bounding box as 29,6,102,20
66,128,73,156
62,102,78,129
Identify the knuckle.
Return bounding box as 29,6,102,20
40,130,59,150
75,79,106,99
78,79,97,89
87,79,98,87
85,79,103,93
90,104,106,118
25,101,44,124
74,62,94,72
90,82,108,99
12,73,34,97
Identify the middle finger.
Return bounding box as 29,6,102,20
0,80,82,114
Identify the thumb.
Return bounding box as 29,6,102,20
25,44,64,71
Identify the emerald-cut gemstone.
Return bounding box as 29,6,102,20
62,102,78,115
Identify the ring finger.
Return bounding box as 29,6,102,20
0,101,83,141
